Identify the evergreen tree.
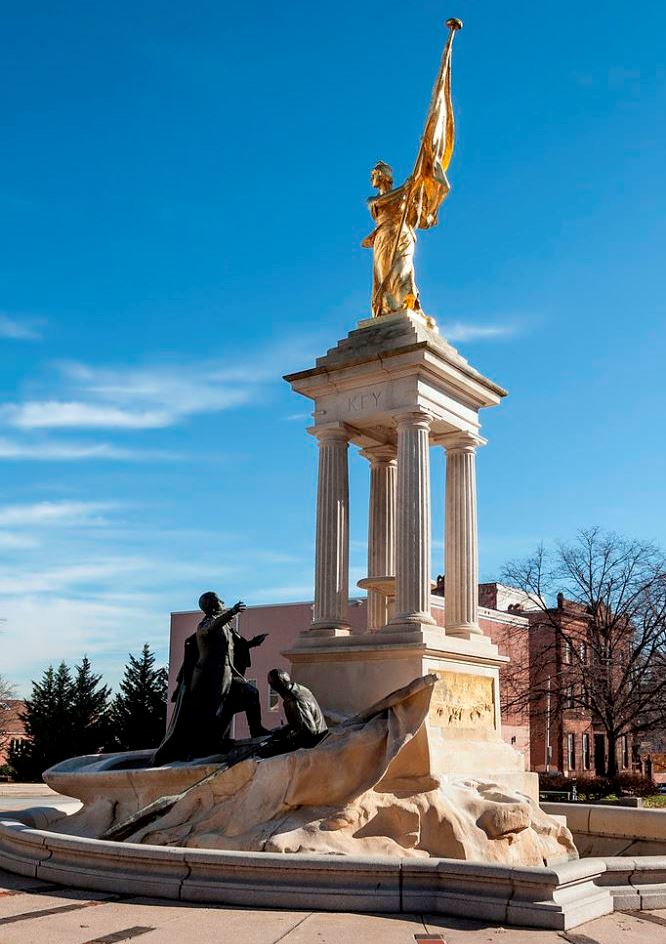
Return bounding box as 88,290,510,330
10,662,75,781
70,656,111,756
109,644,168,751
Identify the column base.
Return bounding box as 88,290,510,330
378,620,445,647
446,621,484,639
388,610,436,627
303,623,351,639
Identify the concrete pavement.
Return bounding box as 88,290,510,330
0,782,80,817
0,866,665,943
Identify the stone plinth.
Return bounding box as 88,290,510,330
286,631,537,801
284,312,535,813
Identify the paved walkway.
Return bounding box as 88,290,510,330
0,868,665,944
0,783,79,815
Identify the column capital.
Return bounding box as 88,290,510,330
435,430,486,454
309,423,350,444
393,409,433,432
359,443,397,464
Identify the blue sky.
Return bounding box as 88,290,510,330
1,1,664,694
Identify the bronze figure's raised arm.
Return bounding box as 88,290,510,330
364,18,462,320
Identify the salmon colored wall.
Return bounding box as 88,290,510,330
167,595,531,755
168,600,368,736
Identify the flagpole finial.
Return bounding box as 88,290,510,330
446,17,463,31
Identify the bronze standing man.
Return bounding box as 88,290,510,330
153,591,267,765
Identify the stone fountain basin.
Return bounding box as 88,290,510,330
0,815,611,930
2,799,666,930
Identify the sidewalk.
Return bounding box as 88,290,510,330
0,783,80,818
0,782,60,797
0,867,664,944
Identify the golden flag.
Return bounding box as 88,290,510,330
411,21,460,230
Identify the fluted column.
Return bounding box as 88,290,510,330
311,425,351,634
389,411,435,627
443,432,483,637
361,444,397,631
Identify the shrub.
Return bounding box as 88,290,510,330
574,776,612,800
538,773,571,793
612,772,655,797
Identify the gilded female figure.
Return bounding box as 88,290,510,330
362,161,422,318
361,18,462,320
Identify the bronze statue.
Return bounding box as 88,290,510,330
153,591,268,765
258,669,328,758
363,18,462,319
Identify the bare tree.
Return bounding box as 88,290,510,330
502,528,666,779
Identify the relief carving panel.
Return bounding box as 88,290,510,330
429,670,496,730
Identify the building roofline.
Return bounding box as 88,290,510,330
170,597,366,617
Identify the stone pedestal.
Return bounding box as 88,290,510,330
287,631,537,800
284,313,537,798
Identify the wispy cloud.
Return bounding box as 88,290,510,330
2,402,175,430
0,591,168,688
0,313,43,341
2,335,319,433
0,500,115,528
2,376,251,431
0,438,170,461
0,558,151,595
441,322,519,343
0,532,39,549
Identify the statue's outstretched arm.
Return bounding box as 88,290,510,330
206,605,240,633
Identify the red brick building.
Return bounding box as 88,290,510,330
525,595,634,778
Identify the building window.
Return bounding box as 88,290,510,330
582,733,591,770
566,685,574,709
567,733,576,771
268,689,279,711
622,735,629,769
564,639,573,664
9,738,26,755
579,642,587,664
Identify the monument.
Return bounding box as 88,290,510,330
283,18,534,798
33,17,577,868
12,18,661,928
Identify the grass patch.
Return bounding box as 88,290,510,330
643,795,666,809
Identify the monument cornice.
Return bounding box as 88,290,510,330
285,340,507,400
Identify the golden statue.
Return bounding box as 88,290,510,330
363,18,462,319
